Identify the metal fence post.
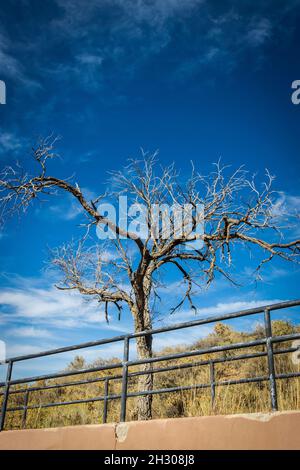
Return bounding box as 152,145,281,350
22,389,30,429
103,379,109,424
120,337,129,422
0,361,13,431
209,361,216,409
264,308,278,411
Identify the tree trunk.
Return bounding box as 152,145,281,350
131,291,153,420
135,332,153,420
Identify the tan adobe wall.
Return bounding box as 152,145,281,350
0,411,299,450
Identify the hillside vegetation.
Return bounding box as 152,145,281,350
3,320,300,430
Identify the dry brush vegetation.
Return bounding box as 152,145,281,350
3,319,300,430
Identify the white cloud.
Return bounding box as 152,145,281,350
76,53,103,66
49,0,206,87
49,201,82,221
270,191,300,237
0,32,40,88
5,343,46,358
0,284,107,327
0,1,297,100
1,0,291,97
272,192,300,218
245,18,272,47
0,268,289,367
0,130,25,154
163,299,283,324
0,273,136,339
0,32,25,82
6,327,53,339
194,299,283,316
242,265,297,283
48,186,98,220
54,0,204,33
80,341,124,360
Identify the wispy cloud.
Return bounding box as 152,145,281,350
272,192,300,218
6,327,54,339
0,283,107,327
0,31,40,88
163,298,283,325
0,32,25,82
174,9,276,80
194,299,283,316
5,343,47,358
270,191,300,237
49,0,280,88
0,130,26,156
0,273,135,336
245,18,272,46
53,0,205,34
0,271,291,377
48,187,98,220
0,1,298,98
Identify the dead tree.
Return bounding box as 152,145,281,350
0,136,299,420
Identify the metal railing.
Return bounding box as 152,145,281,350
0,299,300,431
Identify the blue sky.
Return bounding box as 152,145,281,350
0,0,300,379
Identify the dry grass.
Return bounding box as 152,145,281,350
2,320,300,430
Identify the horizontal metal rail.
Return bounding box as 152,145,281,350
0,362,123,388
6,372,300,414
1,345,297,397
1,299,300,430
